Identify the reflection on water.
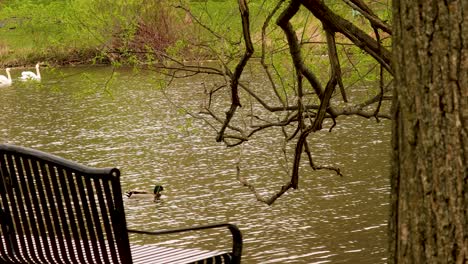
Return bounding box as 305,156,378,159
0,66,390,263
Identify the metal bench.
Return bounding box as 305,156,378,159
0,144,242,264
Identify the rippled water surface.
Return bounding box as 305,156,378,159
0,66,391,263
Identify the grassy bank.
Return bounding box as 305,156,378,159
0,0,98,66
0,0,283,67
0,0,186,67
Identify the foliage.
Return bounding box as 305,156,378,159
0,0,184,66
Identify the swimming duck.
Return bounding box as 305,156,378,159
125,185,164,202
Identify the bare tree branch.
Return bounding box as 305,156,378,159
343,0,392,34
277,1,325,98
216,0,254,143
300,0,392,73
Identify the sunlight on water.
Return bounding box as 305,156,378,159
0,66,391,263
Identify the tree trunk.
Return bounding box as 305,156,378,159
390,1,468,263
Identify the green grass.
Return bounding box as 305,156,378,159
0,0,105,66
0,0,194,67
0,0,304,66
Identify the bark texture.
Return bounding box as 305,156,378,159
390,0,468,263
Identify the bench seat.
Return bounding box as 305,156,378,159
0,235,233,264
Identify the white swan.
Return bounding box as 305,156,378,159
20,63,41,81
0,68,12,87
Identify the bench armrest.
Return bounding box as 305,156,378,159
128,223,242,264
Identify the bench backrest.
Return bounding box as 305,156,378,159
0,144,132,263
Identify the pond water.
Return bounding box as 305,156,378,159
0,66,391,263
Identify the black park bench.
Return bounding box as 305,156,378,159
0,144,242,263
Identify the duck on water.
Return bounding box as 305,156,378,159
125,185,164,202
